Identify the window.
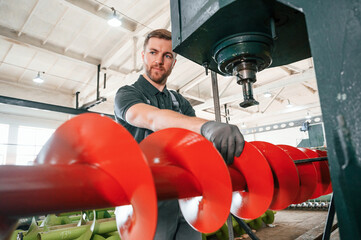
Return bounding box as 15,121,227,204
0,124,9,164
16,126,55,165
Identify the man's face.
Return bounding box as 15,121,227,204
142,37,176,85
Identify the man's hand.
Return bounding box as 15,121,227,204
201,121,245,165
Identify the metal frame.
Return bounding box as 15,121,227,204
241,116,323,135
0,95,114,119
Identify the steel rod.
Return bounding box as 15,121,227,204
211,71,221,123
294,157,328,164
232,214,260,240
322,194,336,240
96,64,100,100
75,91,80,109
211,70,234,239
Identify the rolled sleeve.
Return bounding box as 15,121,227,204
114,86,147,122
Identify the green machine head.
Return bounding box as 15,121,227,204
170,0,311,108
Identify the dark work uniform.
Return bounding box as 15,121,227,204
114,75,201,240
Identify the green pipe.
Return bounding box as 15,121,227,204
69,216,81,222
91,235,106,240
38,220,117,240
58,208,115,217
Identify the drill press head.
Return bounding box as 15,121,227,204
170,0,311,108
213,33,273,107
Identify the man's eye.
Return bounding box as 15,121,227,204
165,55,173,59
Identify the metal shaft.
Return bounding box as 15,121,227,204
211,71,221,122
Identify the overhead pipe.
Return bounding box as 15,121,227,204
0,95,114,119
96,64,100,100
79,64,107,110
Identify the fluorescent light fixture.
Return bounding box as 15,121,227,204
286,99,293,108
33,72,44,83
241,122,246,128
263,92,272,98
108,8,122,27
305,112,312,119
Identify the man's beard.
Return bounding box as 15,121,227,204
145,64,172,85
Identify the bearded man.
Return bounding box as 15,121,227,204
114,29,244,240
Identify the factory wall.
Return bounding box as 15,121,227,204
0,105,71,165
244,123,326,148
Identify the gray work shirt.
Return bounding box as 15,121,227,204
114,75,196,142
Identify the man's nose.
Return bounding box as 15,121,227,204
155,55,163,64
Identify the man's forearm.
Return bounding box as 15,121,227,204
125,103,245,165
125,103,207,134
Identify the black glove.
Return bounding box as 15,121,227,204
201,121,245,165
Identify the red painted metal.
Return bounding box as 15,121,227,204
278,145,318,204
0,165,127,217
0,113,334,240
149,165,202,199
8,113,158,240
250,141,299,210
139,128,232,234
0,215,18,240
228,168,247,192
298,148,331,199
314,150,333,195
230,142,274,220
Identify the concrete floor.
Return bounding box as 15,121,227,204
241,209,339,240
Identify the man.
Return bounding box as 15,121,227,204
114,29,244,240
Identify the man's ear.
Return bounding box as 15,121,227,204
141,51,145,61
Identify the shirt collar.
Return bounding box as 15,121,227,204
138,75,169,96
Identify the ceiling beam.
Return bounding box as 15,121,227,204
132,36,138,70
302,83,317,94
193,68,316,111
179,73,209,94
0,25,127,78
282,64,303,73
0,44,13,68
219,77,235,97
260,87,284,113
0,77,71,96
181,93,206,103
96,0,109,11
42,7,69,45
17,0,40,37
64,20,90,52
83,27,111,58
62,0,137,33
17,52,37,83
0,25,99,66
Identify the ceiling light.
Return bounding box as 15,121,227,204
241,122,246,128
108,8,122,27
305,112,312,119
33,72,44,83
263,92,272,98
286,99,293,108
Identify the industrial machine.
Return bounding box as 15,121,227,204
1,113,332,240
170,0,361,239
170,0,311,107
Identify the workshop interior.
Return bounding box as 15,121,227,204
0,0,360,240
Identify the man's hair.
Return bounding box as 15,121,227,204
143,29,172,50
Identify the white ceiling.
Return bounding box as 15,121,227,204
0,0,322,129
